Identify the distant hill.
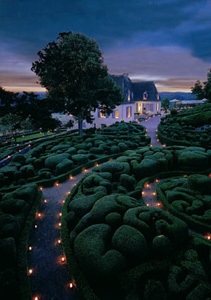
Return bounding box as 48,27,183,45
159,92,196,100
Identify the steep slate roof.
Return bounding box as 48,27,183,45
111,75,160,103
110,74,134,103
132,81,159,101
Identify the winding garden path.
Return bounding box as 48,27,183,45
141,115,163,147
27,172,93,300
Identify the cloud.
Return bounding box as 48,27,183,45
104,46,210,91
0,0,210,92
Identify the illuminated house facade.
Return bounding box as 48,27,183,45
53,74,161,129
92,74,161,128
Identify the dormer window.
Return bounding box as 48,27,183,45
143,92,148,100
128,90,130,101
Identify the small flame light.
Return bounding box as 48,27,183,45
33,296,39,300
155,179,159,183
142,191,145,195
29,246,32,251
69,279,76,289
205,234,211,240
146,203,150,207
69,175,74,180
152,192,156,196
163,144,166,147
157,139,160,142
55,182,59,187
58,222,62,227
62,200,65,204
59,213,62,217
43,199,47,203
28,269,33,275
7,155,11,158
157,202,162,207
95,163,99,167
39,186,43,191
57,239,62,244
34,225,37,228
37,213,42,218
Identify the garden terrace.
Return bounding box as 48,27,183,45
0,122,150,192
62,146,211,299
0,183,42,299
158,103,211,148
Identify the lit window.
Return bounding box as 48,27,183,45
126,106,132,118
128,90,130,101
100,111,106,118
143,92,148,100
115,110,119,118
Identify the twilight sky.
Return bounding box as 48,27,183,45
0,0,211,92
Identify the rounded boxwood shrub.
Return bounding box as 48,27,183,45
44,153,70,169
112,225,147,261
11,154,26,164
74,224,126,278
188,174,211,194
119,174,136,191
72,154,89,165
55,158,73,176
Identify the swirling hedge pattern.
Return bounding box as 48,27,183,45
0,122,149,191
157,174,211,233
158,104,211,148
65,146,211,299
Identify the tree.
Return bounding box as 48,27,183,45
191,80,205,100
0,113,31,143
31,32,123,135
161,98,170,112
204,69,211,102
0,86,18,116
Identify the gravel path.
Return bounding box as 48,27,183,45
141,179,163,209
28,170,92,300
141,115,163,147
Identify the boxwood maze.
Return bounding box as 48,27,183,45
0,122,149,191
158,103,211,148
0,183,42,299
156,174,211,233
63,146,211,299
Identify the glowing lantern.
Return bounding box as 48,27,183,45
28,269,33,275
29,246,32,251
58,222,62,227
58,239,62,244
142,191,145,195
152,192,156,196
59,213,62,217
34,225,37,228
155,179,159,183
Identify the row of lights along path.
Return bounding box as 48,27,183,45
28,168,92,300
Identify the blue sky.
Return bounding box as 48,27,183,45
0,0,211,92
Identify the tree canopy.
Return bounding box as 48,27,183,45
0,88,61,140
191,69,211,102
31,31,123,135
